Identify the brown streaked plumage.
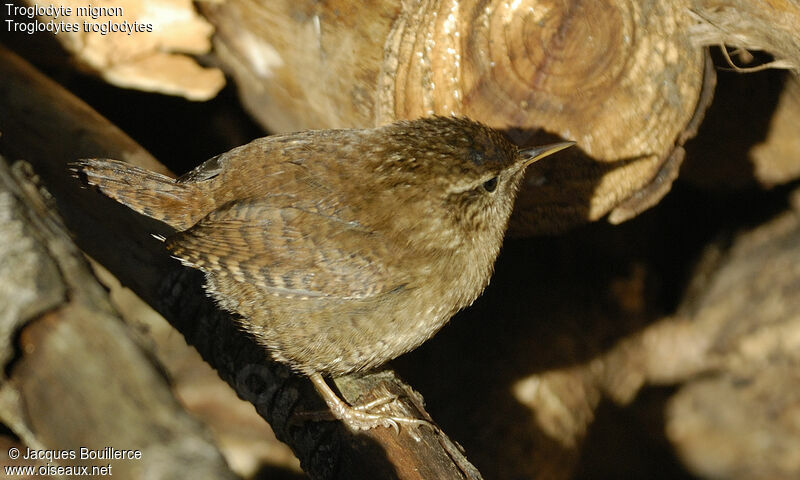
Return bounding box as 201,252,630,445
74,116,572,430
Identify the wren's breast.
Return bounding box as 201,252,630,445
334,247,492,372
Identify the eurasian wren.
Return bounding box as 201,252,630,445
75,116,572,430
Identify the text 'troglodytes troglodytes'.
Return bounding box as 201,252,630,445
75,116,572,430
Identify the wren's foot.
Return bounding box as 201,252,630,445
308,373,433,433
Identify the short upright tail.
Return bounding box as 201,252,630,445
72,159,209,231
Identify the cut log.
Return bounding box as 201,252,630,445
200,0,713,234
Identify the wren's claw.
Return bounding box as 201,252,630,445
307,373,434,433
352,392,398,411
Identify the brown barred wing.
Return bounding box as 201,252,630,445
165,198,393,299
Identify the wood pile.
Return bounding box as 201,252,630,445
1,1,799,478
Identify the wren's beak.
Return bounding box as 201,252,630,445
518,141,575,169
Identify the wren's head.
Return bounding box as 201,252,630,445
368,116,573,252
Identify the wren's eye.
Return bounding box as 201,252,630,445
482,177,498,192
